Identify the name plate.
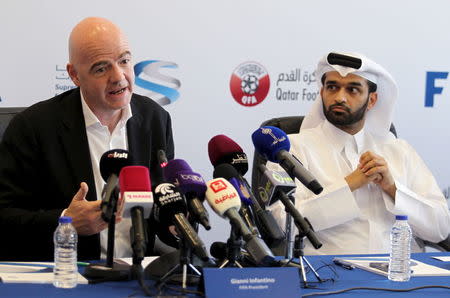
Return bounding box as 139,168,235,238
203,267,301,298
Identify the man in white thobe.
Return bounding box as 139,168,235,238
270,52,450,255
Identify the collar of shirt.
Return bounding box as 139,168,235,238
322,119,366,155
80,91,133,130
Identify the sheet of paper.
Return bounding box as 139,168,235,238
118,256,158,269
0,262,88,284
0,264,51,273
432,256,450,262
335,256,450,277
0,272,88,284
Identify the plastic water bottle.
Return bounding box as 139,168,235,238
53,216,78,288
388,215,412,281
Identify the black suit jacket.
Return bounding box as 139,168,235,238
0,88,174,261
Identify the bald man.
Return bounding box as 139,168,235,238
0,17,174,261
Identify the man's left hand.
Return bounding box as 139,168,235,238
358,151,397,199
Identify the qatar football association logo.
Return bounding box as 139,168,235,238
230,62,270,107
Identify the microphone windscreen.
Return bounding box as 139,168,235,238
163,159,192,182
208,135,243,165
175,171,207,198
153,183,187,225
157,149,169,168
251,126,291,163
208,135,248,175
213,164,252,205
119,166,151,193
210,242,227,260
213,163,240,180
99,149,131,182
163,159,207,198
205,178,241,217
119,166,153,218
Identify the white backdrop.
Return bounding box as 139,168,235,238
1,0,450,249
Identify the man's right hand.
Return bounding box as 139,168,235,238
65,182,108,235
345,167,381,192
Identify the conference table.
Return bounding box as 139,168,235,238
1,252,450,297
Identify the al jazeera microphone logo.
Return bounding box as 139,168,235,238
230,62,270,107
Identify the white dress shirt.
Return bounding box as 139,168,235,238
269,120,450,255
80,94,133,259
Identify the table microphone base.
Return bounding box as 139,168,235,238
145,250,212,286
83,261,131,282
157,265,202,287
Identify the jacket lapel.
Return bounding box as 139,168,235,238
58,89,97,201
127,97,152,167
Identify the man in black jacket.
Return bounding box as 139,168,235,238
0,17,174,261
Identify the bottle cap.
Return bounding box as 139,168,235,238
395,215,408,220
59,216,73,223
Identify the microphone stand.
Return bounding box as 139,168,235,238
292,234,323,288
129,208,154,296
278,192,323,288
218,228,245,268
145,218,213,289
285,211,294,260
84,187,131,282
156,238,202,289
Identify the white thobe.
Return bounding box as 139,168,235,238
269,120,450,255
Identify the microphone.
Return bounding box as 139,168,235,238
259,164,322,250
157,149,168,168
119,166,153,263
257,165,296,206
213,163,259,235
205,178,275,266
209,241,257,267
153,183,209,261
209,241,229,260
213,163,253,205
252,126,323,195
208,134,248,175
163,159,211,230
209,135,284,244
99,149,131,222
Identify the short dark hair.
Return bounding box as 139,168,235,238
321,73,377,93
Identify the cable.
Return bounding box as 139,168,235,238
137,271,153,296
302,285,450,297
298,260,338,289
131,264,157,297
